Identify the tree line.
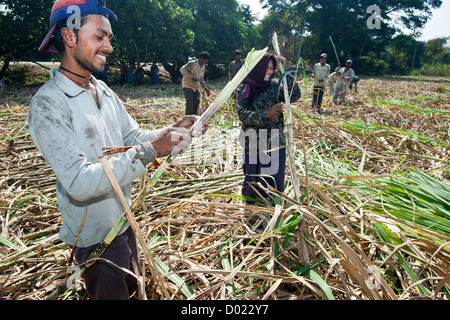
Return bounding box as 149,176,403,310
0,0,448,81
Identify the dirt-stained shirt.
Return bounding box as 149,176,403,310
180,59,206,92
28,69,162,247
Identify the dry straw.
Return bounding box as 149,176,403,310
1,65,449,300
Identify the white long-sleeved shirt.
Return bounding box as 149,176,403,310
28,69,162,247
337,67,355,86
313,62,331,88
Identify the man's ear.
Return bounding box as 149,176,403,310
61,27,77,49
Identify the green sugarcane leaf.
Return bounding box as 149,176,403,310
153,256,195,298
0,235,22,252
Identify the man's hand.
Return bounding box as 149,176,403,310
151,127,192,157
173,115,198,130
173,115,208,138
266,103,283,119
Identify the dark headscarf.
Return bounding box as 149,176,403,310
241,53,277,102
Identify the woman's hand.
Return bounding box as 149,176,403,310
266,103,283,119
275,55,287,71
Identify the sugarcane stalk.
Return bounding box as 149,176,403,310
98,156,168,300
272,33,301,202
293,23,310,204
329,36,340,67
272,33,311,266
45,47,268,300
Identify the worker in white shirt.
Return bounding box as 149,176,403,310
312,53,331,113
333,60,355,105
328,64,341,96
180,52,211,115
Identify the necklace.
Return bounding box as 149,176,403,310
59,66,90,79
60,71,91,88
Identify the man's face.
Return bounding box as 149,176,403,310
235,53,242,61
346,62,352,68
72,14,114,73
199,57,209,66
320,57,326,64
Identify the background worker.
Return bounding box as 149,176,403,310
333,59,355,105
229,49,244,80
180,52,211,115
327,63,341,96
230,49,245,99
311,53,330,113
150,60,159,85
350,75,360,92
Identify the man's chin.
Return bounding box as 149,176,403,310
92,65,106,73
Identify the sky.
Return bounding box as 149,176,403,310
417,0,450,42
238,0,450,42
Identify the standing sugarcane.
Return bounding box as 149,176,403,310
45,48,268,300
329,36,341,70
272,32,312,266
272,33,301,202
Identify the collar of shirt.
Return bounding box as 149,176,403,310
50,68,112,99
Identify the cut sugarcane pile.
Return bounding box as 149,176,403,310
1,75,449,300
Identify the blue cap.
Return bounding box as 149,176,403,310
38,0,117,52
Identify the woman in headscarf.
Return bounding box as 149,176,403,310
236,53,301,204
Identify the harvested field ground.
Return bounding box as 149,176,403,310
0,74,449,301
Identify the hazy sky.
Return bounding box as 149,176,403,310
238,0,450,42
417,0,450,41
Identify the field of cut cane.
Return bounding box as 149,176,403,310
0,74,449,300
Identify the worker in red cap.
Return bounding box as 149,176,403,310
29,0,203,300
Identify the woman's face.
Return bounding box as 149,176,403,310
264,59,275,82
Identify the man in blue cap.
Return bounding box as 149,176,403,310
28,0,202,299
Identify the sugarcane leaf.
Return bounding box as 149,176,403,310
0,235,22,252
305,269,335,300
373,221,430,296
153,256,195,298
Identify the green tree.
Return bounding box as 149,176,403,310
0,0,53,79
423,37,450,65
174,0,260,63
259,0,443,73
107,0,195,67
256,9,302,62
0,0,262,82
